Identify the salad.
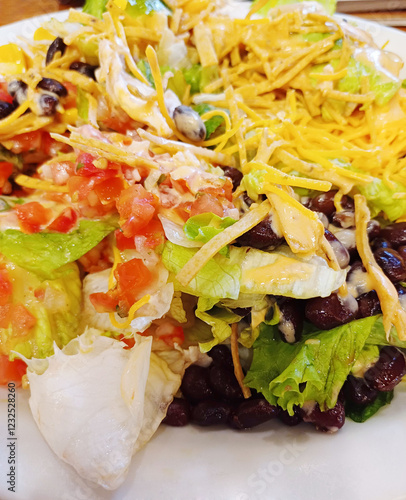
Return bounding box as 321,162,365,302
1,0,406,491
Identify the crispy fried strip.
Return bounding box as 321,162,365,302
231,323,251,399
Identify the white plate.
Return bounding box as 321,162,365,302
1,9,406,500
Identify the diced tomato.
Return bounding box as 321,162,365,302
0,304,11,328
10,304,36,336
62,82,77,109
0,269,12,306
118,334,135,350
89,291,119,313
15,202,52,234
137,218,165,248
190,193,224,218
0,162,13,193
34,287,46,301
199,177,233,201
156,323,184,346
115,258,151,306
174,202,192,222
47,207,78,233
117,184,157,237
68,176,95,201
0,89,13,104
102,114,132,134
9,131,43,154
0,356,26,386
115,230,136,251
94,177,125,205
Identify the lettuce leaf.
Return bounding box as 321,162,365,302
365,315,406,348
0,218,117,279
83,0,107,18
183,65,219,95
195,297,242,352
345,391,394,423
253,0,337,16
3,262,81,359
338,58,400,107
245,316,377,415
194,103,226,139
161,242,245,300
83,0,167,18
358,178,406,221
183,213,236,256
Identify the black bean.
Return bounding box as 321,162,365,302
173,105,206,142
309,190,353,217
209,364,244,401
356,290,381,318
367,220,381,240
324,229,350,269
305,292,357,330
277,297,305,343
396,283,406,295
7,80,27,105
231,307,251,318
221,166,243,191
371,237,391,252
347,260,365,278
374,247,406,283
243,193,254,207
181,365,214,402
278,406,303,426
236,216,284,249
331,210,355,229
46,37,67,65
69,61,98,80
0,101,16,120
229,399,279,429
37,78,68,98
316,212,329,229
343,375,378,406
192,400,233,426
380,222,406,248
364,346,406,391
397,245,406,263
162,398,190,426
302,401,345,432
39,94,59,116
207,344,234,370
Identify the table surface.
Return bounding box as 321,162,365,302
2,0,406,28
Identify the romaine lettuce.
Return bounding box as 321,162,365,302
253,0,337,16
358,178,406,221
3,262,81,359
345,391,394,423
245,316,377,415
0,218,117,279
161,242,245,300
183,213,236,256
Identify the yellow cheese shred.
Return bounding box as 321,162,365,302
14,175,69,193
354,194,406,340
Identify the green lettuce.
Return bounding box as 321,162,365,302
358,178,406,221
345,391,394,423
195,297,242,352
194,104,226,139
161,241,245,300
183,65,219,95
83,0,107,18
83,0,167,18
253,0,337,16
183,213,236,256
0,145,22,171
338,58,401,107
366,315,406,348
0,218,117,279
245,316,377,415
3,262,81,359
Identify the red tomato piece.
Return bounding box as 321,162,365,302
156,323,185,346
0,356,26,386
47,207,78,233
115,258,152,305
0,162,13,192
190,193,224,218
9,131,43,154
137,218,165,248
0,90,13,104
0,304,11,328
15,202,52,234
115,230,136,251
0,269,12,306
89,291,119,313
68,176,95,201
11,304,36,336
94,177,125,205
117,184,157,237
